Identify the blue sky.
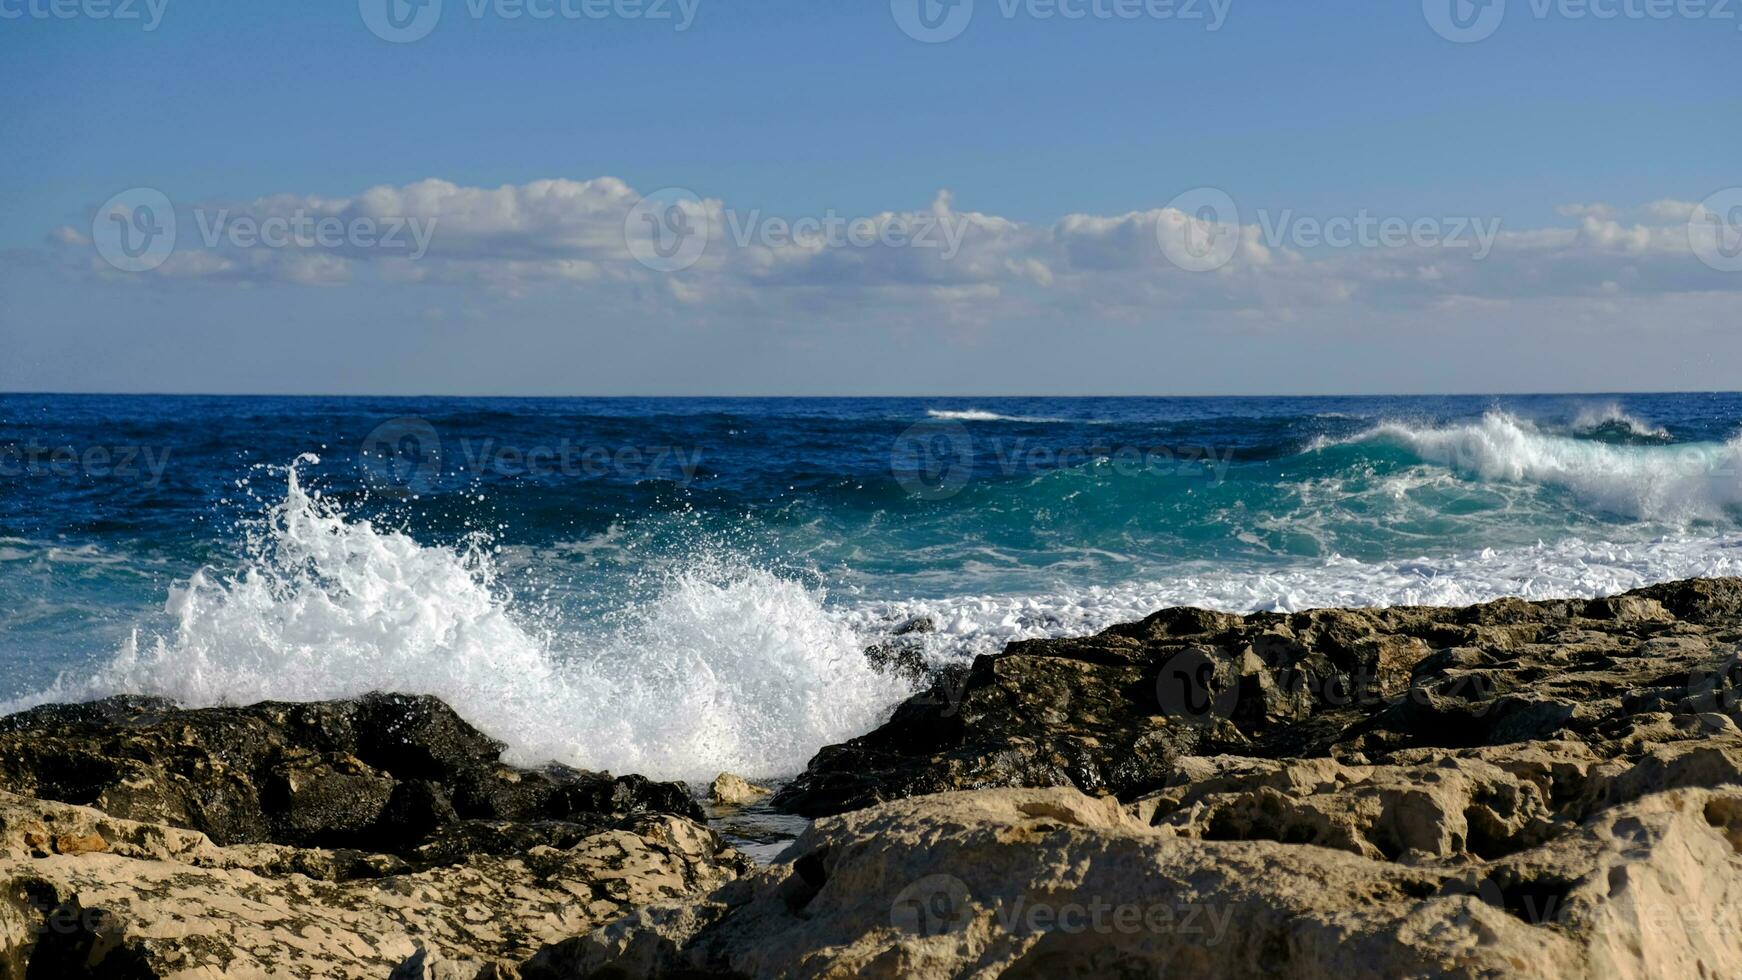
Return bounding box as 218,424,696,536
2,0,1739,394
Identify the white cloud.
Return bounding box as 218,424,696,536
55,178,1742,324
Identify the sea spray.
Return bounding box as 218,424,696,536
1569,402,1673,443
20,458,913,782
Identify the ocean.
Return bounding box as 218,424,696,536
3,392,1741,783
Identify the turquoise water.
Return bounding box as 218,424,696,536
4,393,1742,780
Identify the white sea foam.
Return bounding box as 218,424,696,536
0,539,141,567
1340,412,1742,523
1569,402,1672,441
11,459,912,783
925,408,1064,423
844,531,1742,665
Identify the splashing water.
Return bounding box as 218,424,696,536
19,457,913,782
1569,401,1673,442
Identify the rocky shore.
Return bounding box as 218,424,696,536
9,579,1742,977
0,693,744,978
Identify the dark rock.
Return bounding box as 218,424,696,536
0,692,747,977
0,691,702,862
776,578,1742,817
893,615,936,636
863,616,945,688
777,642,1239,816
261,751,397,847
862,640,931,687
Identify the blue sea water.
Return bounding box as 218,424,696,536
4,392,1742,781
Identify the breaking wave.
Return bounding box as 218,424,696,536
12,458,912,783
1335,412,1742,523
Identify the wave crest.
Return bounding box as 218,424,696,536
1343,412,1742,523
925,408,1063,423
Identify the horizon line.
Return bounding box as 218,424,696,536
3,389,1740,400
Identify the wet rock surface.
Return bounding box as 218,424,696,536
535,578,1742,979
0,692,702,858
777,579,1742,816
707,773,772,807
0,693,743,978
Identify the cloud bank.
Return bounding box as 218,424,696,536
54,178,1742,329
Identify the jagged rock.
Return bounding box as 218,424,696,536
862,640,931,687
0,692,701,857
708,773,772,807
391,946,518,979
525,783,1742,979
565,578,1741,978
863,617,946,688
893,616,936,636
0,790,740,979
776,579,1742,816
0,695,746,977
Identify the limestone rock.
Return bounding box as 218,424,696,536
0,695,746,977
0,790,740,978
708,773,772,807
549,577,1742,978
527,783,1742,979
